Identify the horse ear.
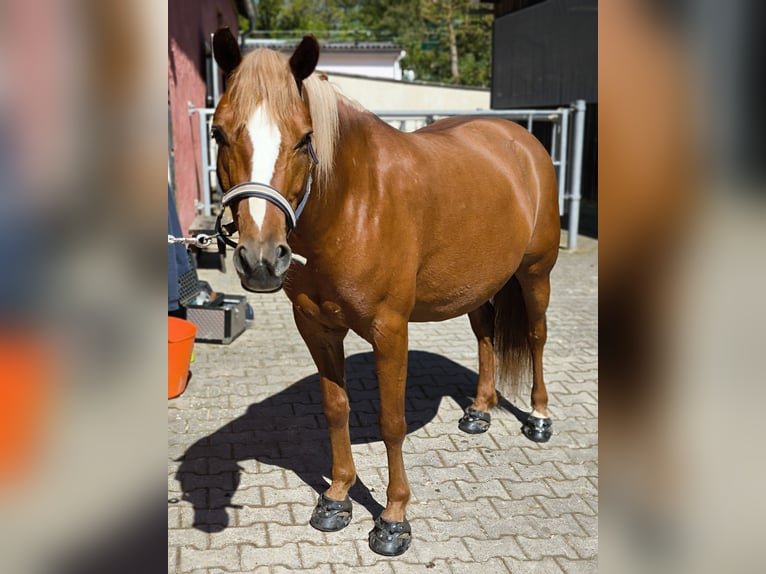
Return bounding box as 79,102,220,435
289,35,320,91
213,26,242,76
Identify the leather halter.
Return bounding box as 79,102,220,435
214,138,318,249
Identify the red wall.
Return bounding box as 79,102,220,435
168,0,237,233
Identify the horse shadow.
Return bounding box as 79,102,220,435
173,350,528,532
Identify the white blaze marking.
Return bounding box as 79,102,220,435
247,197,267,228
245,105,281,227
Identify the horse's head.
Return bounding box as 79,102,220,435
211,28,319,292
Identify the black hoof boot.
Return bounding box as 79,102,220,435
368,516,412,556
458,407,491,434
522,414,553,443
309,493,353,532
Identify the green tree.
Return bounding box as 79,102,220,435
236,0,493,87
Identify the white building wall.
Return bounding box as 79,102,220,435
318,52,404,80
324,72,491,112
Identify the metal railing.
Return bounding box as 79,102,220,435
187,100,586,249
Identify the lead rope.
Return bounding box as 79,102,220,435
168,232,308,265
167,234,215,248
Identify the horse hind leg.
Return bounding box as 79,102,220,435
458,302,498,434
516,267,555,443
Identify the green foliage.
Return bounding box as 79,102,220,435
237,0,492,87
254,0,283,33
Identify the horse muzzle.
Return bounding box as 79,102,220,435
233,240,292,293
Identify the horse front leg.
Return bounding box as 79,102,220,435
293,307,355,532
367,313,412,556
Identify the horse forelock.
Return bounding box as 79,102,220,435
227,48,347,190
228,49,299,126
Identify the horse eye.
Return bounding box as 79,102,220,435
211,126,226,145
295,132,312,150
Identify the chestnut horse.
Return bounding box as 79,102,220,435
211,28,559,556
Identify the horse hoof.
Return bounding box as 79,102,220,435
368,516,412,556
458,407,491,434
522,414,553,443
309,493,352,532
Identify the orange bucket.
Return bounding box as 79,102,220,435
0,334,56,487
168,317,196,399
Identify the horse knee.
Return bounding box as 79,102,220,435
323,391,350,428
527,326,547,347
379,415,406,446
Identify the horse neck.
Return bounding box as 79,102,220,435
290,99,388,261
299,98,383,236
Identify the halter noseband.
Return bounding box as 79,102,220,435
214,138,318,249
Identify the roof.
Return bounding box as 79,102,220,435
242,38,403,54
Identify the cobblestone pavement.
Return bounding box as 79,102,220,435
168,232,598,573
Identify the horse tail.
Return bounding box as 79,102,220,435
493,275,532,398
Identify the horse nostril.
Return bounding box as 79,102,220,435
275,243,290,261
235,246,251,273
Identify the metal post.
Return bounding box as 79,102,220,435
199,109,212,216
550,118,558,167
558,109,570,217
168,103,176,195
211,34,221,105
189,104,212,216
567,100,586,250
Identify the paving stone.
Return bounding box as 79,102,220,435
179,545,240,572
333,562,396,574
168,505,182,529
423,464,477,484
502,556,568,573
547,477,598,499
241,543,302,570
423,517,485,541
551,461,599,481
169,528,208,550
480,514,588,538
208,525,269,549
488,496,550,519
463,535,527,561
168,546,178,573
516,534,579,560
267,523,330,548
563,534,599,560
407,536,473,564
499,479,557,501
299,539,362,569
445,557,511,574
538,494,597,518
263,567,333,574
573,513,598,538
555,557,599,574
455,478,514,501
236,502,295,527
